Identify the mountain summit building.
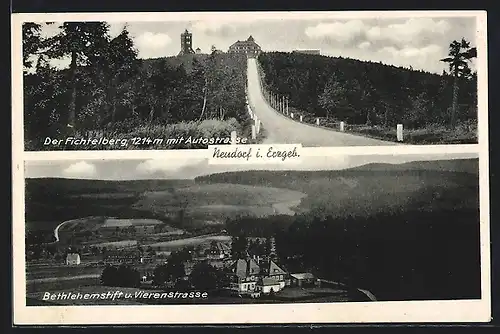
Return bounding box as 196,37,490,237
178,29,195,55
228,36,262,58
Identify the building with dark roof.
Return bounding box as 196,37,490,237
228,36,262,58
227,257,287,295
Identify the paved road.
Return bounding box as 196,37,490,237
247,58,397,147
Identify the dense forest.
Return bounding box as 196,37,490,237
258,41,477,141
275,208,480,301
23,22,250,150
222,204,481,301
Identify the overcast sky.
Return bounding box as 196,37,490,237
34,14,477,74
24,153,478,180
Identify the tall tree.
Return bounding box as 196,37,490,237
96,27,140,123
318,78,348,120
440,38,477,128
44,22,111,131
190,262,227,290
22,23,43,72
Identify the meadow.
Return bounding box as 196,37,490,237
102,218,164,228
148,235,231,251
132,183,306,221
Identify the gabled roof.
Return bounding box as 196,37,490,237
230,258,261,278
231,259,247,278
229,38,261,49
266,260,286,275
248,258,260,275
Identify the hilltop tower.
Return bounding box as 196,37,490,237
178,29,195,55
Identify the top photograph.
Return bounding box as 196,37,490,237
13,11,486,151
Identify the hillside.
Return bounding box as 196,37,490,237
196,159,479,217
25,159,479,225
258,52,477,129
24,178,195,224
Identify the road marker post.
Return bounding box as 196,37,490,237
291,113,294,119
397,124,403,142
316,118,320,126
300,115,303,122
251,125,256,139
231,131,237,145
286,98,289,115
340,121,345,132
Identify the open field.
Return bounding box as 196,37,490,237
26,276,101,295
135,183,305,207
133,183,306,220
149,234,231,251
89,240,138,249
70,192,138,199
26,264,103,281
102,218,164,227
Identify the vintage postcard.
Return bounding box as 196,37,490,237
11,10,490,325
12,10,486,150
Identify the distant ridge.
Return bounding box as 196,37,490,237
347,159,479,174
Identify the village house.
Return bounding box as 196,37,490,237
65,253,81,265
227,256,288,296
290,272,316,287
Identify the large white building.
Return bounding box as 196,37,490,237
228,36,262,58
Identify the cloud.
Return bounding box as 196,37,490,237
305,18,453,50
377,44,443,70
192,20,237,36
358,41,371,49
62,161,97,178
366,18,452,50
136,158,206,175
305,20,366,43
134,32,172,58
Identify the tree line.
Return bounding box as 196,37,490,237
258,39,477,129
23,22,249,147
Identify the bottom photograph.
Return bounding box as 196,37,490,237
23,151,482,307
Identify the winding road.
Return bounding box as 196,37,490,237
246,58,397,147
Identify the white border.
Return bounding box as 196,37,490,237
12,10,490,325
